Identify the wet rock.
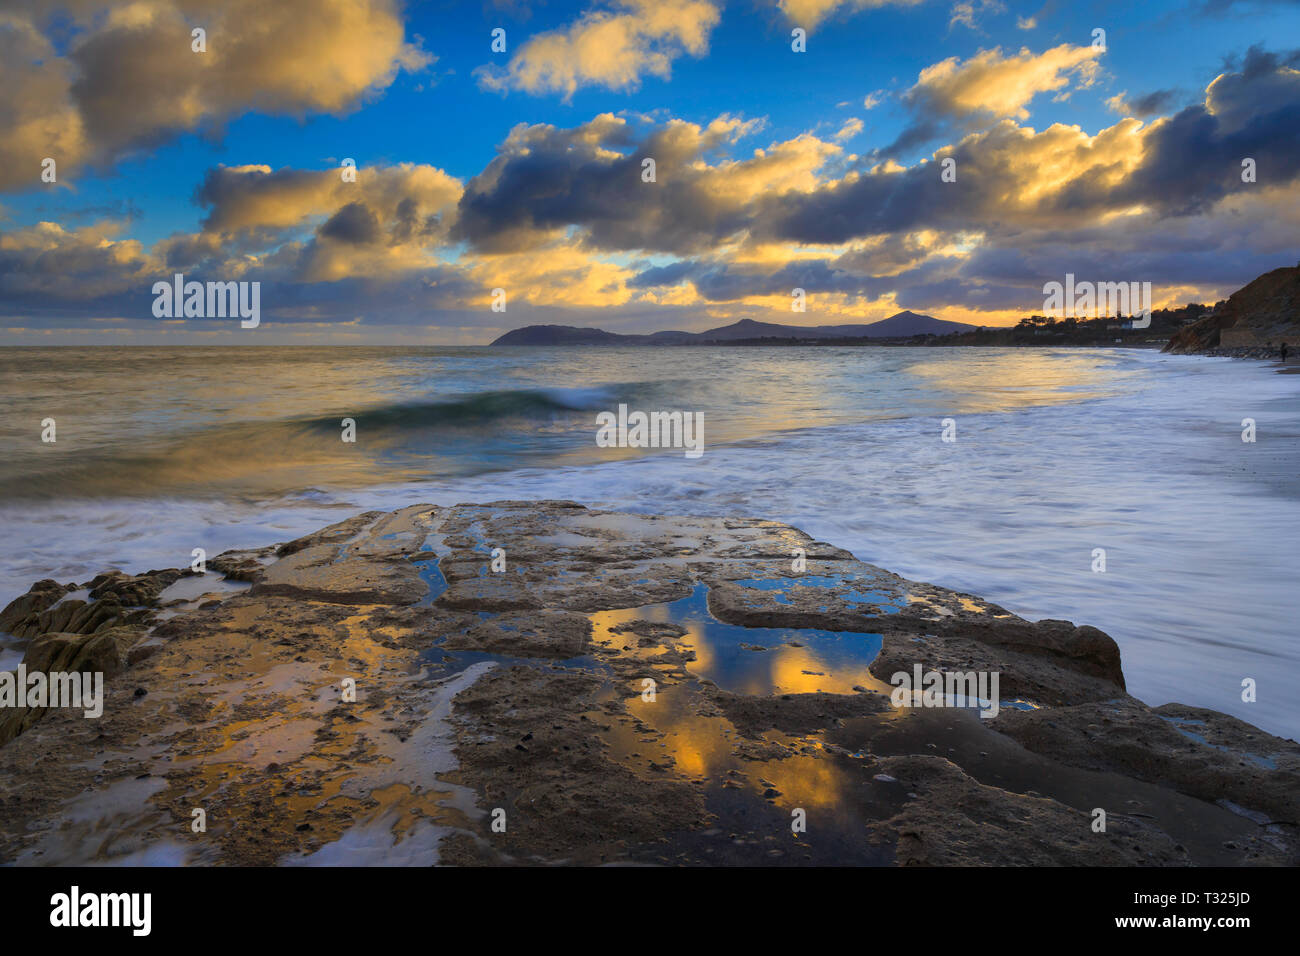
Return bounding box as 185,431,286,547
88,569,186,607
0,627,131,746
608,620,688,643
446,664,710,862
0,500,1293,867
0,568,191,642
21,629,127,678
441,610,592,659
868,755,1188,865
274,511,386,557
992,698,1300,826
252,544,424,605
209,546,277,582
436,572,543,612
708,687,890,738
0,579,71,632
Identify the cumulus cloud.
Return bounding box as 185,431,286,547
452,113,833,255
196,163,461,241
466,45,1300,316
768,66,1300,246
1205,45,1300,132
0,14,88,191
882,186,1300,315
632,184,1300,318
876,43,1104,156
0,0,429,190
910,44,1103,121
0,219,159,322
4,43,1300,335
609,48,1300,311
0,209,480,330
475,0,720,99
192,162,464,283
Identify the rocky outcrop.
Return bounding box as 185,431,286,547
1164,264,1300,353
992,698,1299,827
0,628,131,746
0,579,71,633
0,566,188,746
0,501,1294,866
0,568,184,641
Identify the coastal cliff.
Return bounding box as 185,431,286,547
0,502,1295,865
1165,264,1300,354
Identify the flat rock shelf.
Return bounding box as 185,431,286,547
0,501,1295,866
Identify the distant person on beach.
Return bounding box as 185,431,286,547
1282,342,1289,361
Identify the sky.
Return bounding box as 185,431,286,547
0,0,1298,345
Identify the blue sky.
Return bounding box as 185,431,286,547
2,0,1298,343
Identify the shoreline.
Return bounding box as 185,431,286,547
1,501,1295,865
2,347,1297,747
2,346,1298,738
1,341,1293,357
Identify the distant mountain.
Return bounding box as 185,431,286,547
1164,264,1300,353
489,311,976,346
690,318,881,340
856,310,977,337
488,325,638,346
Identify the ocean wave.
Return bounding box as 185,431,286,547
305,386,623,430
0,385,637,500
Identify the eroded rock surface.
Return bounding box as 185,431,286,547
0,501,1294,866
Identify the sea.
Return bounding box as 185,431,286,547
1,345,1297,737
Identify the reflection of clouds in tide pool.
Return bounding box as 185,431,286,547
584,584,903,859
593,584,887,697
616,684,865,814
415,574,903,852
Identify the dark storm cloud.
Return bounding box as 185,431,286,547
766,46,1300,244
631,255,910,303
452,115,777,255
453,47,1300,255
319,203,383,244
1104,57,1300,216
1114,89,1179,118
